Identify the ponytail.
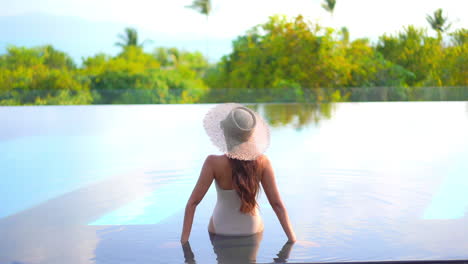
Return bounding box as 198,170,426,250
228,157,260,215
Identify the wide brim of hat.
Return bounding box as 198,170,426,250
203,103,270,161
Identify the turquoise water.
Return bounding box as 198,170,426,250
1,102,468,264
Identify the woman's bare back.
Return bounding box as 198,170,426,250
208,154,265,235
210,154,264,190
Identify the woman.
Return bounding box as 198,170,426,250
180,103,296,244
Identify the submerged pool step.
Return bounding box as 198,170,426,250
89,178,196,225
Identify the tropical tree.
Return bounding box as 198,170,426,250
321,0,336,16
115,28,151,49
426,8,451,38
0,45,92,105
42,45,76,70
82,46,208,104
340,27,350,44
206,15,352,92
154,47,209,75
449,28,468,46
376,26,444,86
185,0,212,19
185,0,212,58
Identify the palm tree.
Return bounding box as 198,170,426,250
185,0,212,59
426,8,451,38
185,0,212,19
115,27,152,48
340,27,349,44
321,0,336,16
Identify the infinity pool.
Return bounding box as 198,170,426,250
1,102,468,264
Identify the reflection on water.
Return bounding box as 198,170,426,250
254,103,334,129
182,232,295,264
1,102,468,264
209,232,263,264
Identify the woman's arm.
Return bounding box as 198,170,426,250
181,155,215,244
260,156,297,242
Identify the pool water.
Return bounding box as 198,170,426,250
1,102,468,264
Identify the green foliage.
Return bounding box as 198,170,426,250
0,45,75,70
376,26,445,86
42,45,77,70
0,65,92,105
441,29,468,86
0,46,43,69
206,15,466,102
113,70,207,104
0,46,89,105
344,39,413,88
449,29,468,46
154,47,209,76
1,21,467,106
205,16,409,92
83,46,207,104
208,15,348,90
0,44,209,105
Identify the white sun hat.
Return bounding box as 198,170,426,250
203,103,271,160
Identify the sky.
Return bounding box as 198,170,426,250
2,0,466,38
1,0,467,61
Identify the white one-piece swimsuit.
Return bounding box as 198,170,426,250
210,181,264,236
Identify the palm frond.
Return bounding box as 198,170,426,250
185,0,211,16
115,27,140,48
321,0,336,14
426,8,450,33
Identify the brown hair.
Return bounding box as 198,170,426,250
227,156,261,215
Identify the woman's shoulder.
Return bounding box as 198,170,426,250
256,154,271,168
205,154,227,161
256,154,269,162
204,155,230,180
204,154,229,167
